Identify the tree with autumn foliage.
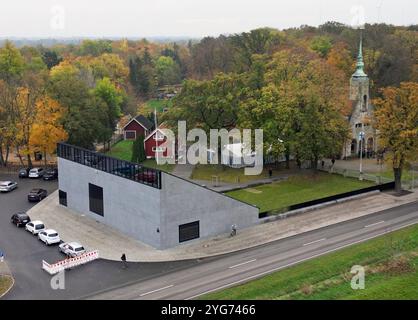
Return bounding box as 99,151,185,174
29,96,68,165
373,82,418,193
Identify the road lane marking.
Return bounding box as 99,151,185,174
303,238,326,246
139,285,173,297
229,259,257,269
185,219,418,300
365,221,385,228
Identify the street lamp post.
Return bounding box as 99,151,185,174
359,130,365,181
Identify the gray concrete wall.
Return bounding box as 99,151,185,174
58,158,162,248
58,158,259,250
159,173,259,249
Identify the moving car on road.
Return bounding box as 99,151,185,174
38,229,61,245
25,220,45,235
0,181,18,192
43,168,58,181
18,167,31,178
28,167,45,178
59,242,86,257
10,212,31,227
28,189,48,202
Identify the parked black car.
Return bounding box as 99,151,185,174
18,168,31,178
43,168,58,181
28,189,48,202
11,212,31,227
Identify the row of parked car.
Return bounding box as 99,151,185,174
18,167,58,180
10,213,86,257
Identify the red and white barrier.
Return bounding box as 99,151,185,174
42,250,99,275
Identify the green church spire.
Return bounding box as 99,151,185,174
352,30,368,78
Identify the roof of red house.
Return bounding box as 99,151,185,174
122,115,154,131
144,124,171,142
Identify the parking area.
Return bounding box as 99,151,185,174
0,173,195,299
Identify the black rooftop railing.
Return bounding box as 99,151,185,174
57,143,162,189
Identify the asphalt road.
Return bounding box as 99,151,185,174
1,172,417,300
0,173,196,300
84,200,418,300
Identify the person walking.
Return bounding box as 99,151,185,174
121,253,127,269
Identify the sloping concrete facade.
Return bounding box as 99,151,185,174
58,157,259,249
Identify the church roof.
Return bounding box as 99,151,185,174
352,30,368,78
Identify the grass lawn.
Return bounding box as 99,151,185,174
191,165,271,184
201,224,418,300
107,140,175,172
226,172,374,213
143,99,173,113
106,140,134,162
0,275,13,297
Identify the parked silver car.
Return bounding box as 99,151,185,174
28,168,45,178
59,242,86,257
0,181,18,192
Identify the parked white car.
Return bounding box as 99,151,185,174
28,168,45,178
25,220,45,235
38,229,61,245
0,181,18,192
59,242,86,257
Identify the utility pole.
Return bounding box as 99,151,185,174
154,108,159,165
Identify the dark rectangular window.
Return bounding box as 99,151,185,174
89,183,104,216
179,221,200,243
59,190,67,207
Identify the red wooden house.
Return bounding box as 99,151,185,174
144,125,176,159
122,115,154,140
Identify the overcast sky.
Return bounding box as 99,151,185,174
0,0,416,38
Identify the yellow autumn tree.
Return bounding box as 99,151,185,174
374,82,418,193
29,96,68,165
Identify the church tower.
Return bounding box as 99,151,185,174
343,30,378,159
350,31,369,110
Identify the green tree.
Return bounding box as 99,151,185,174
48,61,101,149
155,56,181,86
78,40,112,56
131,135,146,163
310,36,333,58
94,77,124,146
0,41,24,82
41,49,62,69
165,73,245,132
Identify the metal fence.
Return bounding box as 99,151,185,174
319,166,418,190
318,167,393,184
57,143,162,189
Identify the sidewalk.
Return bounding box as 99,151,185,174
192,176,289,192
171,163,195,180
27,189,418,262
